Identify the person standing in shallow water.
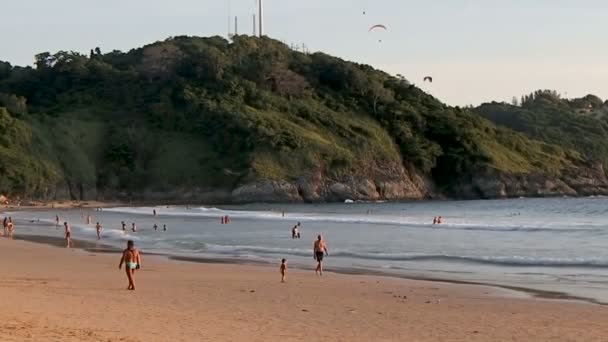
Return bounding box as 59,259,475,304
64,222,73,248
119,240,141,290
313,235,329,276
95,222,103,240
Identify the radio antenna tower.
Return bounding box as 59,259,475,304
258,0,263,36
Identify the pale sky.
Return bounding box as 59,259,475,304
2,0,607,106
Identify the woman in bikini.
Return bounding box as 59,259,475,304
119,240,142,290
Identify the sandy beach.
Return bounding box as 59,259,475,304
0,238,605,341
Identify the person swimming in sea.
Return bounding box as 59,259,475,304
119,240,141,290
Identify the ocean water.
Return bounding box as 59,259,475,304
8,197,608,303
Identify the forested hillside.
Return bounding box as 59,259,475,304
0,36,607,202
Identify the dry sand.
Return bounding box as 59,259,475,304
0,238,606,342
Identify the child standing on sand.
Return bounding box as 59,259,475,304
280,259,287,282
64,222,73,248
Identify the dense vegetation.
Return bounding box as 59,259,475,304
0,36,602,201
475,90,608,168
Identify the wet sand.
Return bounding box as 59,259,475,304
0,238,607,341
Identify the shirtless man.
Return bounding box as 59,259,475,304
7,219,14,238
95,222,102,240
313,235,329,276
119,240,141,290
64,222,73,248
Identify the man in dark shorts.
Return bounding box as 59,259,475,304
313,235,329,276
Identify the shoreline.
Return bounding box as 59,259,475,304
13,233,605,307
1,236,607,341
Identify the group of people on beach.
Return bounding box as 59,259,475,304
432,216,443,225
37,206,331,290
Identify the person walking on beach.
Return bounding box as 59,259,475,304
64,222,73,248
119,240,141,290
131,222,137,232
55,214,59,228
86,214,92,225
153,223,158,231
153,209,157,216
163,224,167,231
95,222,103,240
280,259,287,282
7,219,14,238
121,221,126,232
313,235,329,276
3,216,8,235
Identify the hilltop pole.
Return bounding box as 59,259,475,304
258,0,263,36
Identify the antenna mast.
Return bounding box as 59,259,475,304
258,0,263,36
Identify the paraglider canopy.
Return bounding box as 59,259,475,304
423,76,433,83
368,24,387,32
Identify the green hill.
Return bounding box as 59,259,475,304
0,36,606,202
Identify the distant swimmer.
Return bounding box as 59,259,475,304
292,225,300,239
132,223,137,233
95,222,103,240
313,235,329,276
153,223,158,231
119,240,141,291
121,221,126,232
163,224,167,231
280,259,287,283
64,222,73,248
